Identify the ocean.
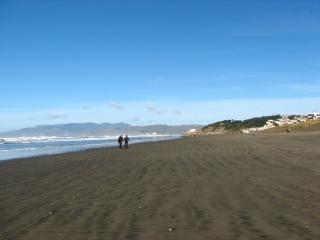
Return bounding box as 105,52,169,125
0,135,180,161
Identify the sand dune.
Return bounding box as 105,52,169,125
0,133,319,240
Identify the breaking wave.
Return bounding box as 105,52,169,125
0,135,180,161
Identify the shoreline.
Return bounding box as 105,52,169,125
1,130,318,163
0,135,182,162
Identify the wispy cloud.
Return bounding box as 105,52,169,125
128,117,140,123
109,102,125,110
285,82,320,91
145,78,163,87
230,23,320,37
147,105,168,115
1,98,320,132
45,114,69,120
173,110,182,115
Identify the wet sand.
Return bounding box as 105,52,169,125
0,133,320,240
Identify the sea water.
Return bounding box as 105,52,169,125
0,135,180,161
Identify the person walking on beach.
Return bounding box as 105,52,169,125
124,135,129,148
118,135,123,149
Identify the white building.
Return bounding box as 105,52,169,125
306,113,320,120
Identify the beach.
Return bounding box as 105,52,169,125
0,133,320,240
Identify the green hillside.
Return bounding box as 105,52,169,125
201,115,281,133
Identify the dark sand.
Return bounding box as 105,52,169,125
0,133,320,240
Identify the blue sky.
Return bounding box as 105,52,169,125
1,0,320,131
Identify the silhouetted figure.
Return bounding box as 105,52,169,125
124,135,129,148
118,135,123,148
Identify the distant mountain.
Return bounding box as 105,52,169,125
0,123,203,137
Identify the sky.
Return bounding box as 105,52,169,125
1,0,320,131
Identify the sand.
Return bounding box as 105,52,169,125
0,133,320,240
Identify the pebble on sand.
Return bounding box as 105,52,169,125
168,227,176,232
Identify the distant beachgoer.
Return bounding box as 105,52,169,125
124,135,129,148
287,128,291,133
118,135,123,148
